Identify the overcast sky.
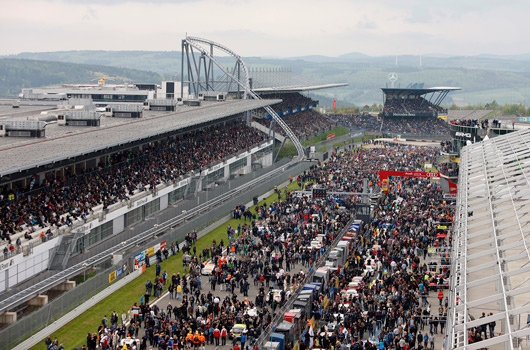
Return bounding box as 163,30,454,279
0,0,528,57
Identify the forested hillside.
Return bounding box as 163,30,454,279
0,58,164,97
3,51,530,106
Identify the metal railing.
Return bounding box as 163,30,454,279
0,262,124,350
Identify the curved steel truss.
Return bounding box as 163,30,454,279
181,36,305,159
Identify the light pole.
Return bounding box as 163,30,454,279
82,263,88,282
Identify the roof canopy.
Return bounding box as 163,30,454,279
381,87,461,97
448,129,530,350
247,69,347,93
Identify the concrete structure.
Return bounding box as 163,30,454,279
50,281,76,292
27,295,48,306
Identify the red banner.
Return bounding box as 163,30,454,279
379,170,440,180
448,180,457,196
378,170,457,195
332,100,336,110
327,133,336,140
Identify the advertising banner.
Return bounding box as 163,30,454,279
108,270,117,283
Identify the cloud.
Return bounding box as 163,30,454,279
0,0,528,57
356,17,378,30
82,7,98,20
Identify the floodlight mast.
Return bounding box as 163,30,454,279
181,36,305,159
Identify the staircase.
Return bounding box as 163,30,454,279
49,230,83,270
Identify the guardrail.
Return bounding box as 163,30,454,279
0,158,302,315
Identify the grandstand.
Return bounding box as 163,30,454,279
381,86,460,118
447,109,491,121
378,86,460,139
253,93,336,140
0,98,277,292
246,69,346,142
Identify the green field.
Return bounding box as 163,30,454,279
276,126,350,160
30,181,301,350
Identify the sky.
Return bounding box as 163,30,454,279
0,0,528,57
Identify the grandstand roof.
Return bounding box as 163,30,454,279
0,99,279,177
381,87,461,97
448,128,530,350
248,69,347,93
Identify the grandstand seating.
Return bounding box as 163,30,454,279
329,113,381,132
381,117,450,136
260,92,316,112
255,109,335,139
383,96,446,114
251,92,334,138
328,113,450,136
0,120,267,258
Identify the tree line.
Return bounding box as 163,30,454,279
449,100,530,116
0,58,164,98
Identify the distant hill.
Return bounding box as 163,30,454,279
0,58,164,97
3,51,530,106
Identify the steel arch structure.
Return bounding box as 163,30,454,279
181,36,305,159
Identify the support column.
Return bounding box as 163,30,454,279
51,280,76,291
0,312,17,324
28,295,48,306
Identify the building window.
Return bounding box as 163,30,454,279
74,220,113,252
169,186,187,203
125,206,144,227
144,198,160,217
229,157,247,173
206,168,224,185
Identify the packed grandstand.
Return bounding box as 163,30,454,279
329,114,451,137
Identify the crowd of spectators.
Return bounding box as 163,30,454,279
0,120,266,247
328,114,382,132
65,141,477,350
307,143,439,195
381,118,450,136
294,144,457,349
450,119,509,129
260,93,317,113
76,171,353,349
449,119,481,128
327,114,450,137
383,98,445,115
255,110,335,139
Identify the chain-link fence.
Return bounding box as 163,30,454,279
0,261,124,350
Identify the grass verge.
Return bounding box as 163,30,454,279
301,126,349,147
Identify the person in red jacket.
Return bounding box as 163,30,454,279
221,326,227,346
214,327,220,346
438,289,444,305
233,344,240,350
